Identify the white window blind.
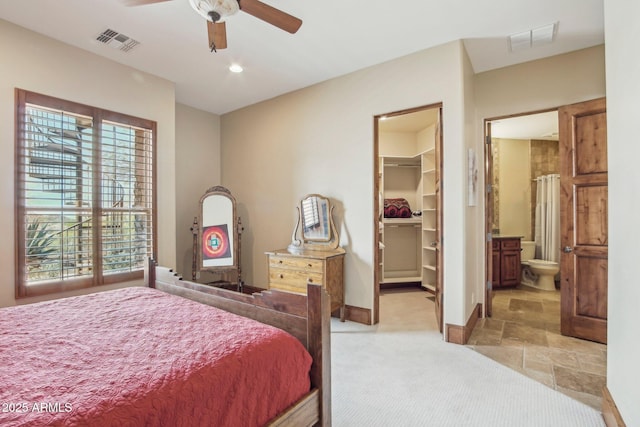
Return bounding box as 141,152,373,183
15,90,156,297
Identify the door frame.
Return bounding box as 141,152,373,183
483,107,558,318
373,102,443,326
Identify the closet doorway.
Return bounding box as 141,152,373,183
373,104,443,331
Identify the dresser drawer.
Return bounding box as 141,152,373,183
269,255,324,273
500,239,520,250
269,267,323,293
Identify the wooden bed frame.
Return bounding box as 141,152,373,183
144,258,331,427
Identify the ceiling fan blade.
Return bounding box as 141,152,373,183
239,0,302,34
207,20,228,51
122,0,173,6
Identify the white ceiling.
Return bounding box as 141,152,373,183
0,0,604,115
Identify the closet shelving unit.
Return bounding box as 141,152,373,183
378,115,438,292
421,147,437,292
380,153,432,286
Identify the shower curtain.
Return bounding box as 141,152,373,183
534,174,560,262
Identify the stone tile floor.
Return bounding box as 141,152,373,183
467,285,607,410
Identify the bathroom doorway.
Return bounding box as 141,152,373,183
485,108,561,322
484,98,608,344
474,101,609,408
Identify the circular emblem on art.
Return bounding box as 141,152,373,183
202,225,231,260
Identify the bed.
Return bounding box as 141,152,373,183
0,258,331,427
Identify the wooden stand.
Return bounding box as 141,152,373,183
191,186,243,292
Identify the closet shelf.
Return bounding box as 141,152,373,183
421,283,435,292
382,275,422,283
423,264,437,271
383,218,422,225
383,156,421,168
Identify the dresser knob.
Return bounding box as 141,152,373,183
279,260,283,264
307,263,312,268
308,278,313,283
279,274,284,279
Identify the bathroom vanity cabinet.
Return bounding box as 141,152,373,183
492,236,521,288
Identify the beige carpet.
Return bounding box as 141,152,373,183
330,289,605,426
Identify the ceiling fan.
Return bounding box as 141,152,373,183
124,0,302,52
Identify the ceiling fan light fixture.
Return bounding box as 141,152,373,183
189,0,239,21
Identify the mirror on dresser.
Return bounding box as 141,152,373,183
289,193,340,252
266,194,346,320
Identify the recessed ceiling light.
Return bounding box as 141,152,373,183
229,64,243,73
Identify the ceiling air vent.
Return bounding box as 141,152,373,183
508,22,557,53
96,29,140,52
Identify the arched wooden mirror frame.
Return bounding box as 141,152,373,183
192,186,241,288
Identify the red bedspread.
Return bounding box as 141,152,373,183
0,287,312,427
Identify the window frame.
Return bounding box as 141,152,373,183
14,89,158,298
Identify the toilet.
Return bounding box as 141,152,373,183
520,240,559,291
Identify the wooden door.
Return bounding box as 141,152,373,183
559,97,607,344
484,122,494,316
491,241,500,289
434,108,444,332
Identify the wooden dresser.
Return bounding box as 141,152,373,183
266,248,346,321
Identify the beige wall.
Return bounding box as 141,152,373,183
496,138,531,238
463,45,480,317
417,125,436,154
475,46,605,117
0,19,177,306
379,131,419,157
221,41,471,329
175,103,221,277
604,0,640,424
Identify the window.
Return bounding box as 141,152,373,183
15,90,157,298
302,197,320,232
